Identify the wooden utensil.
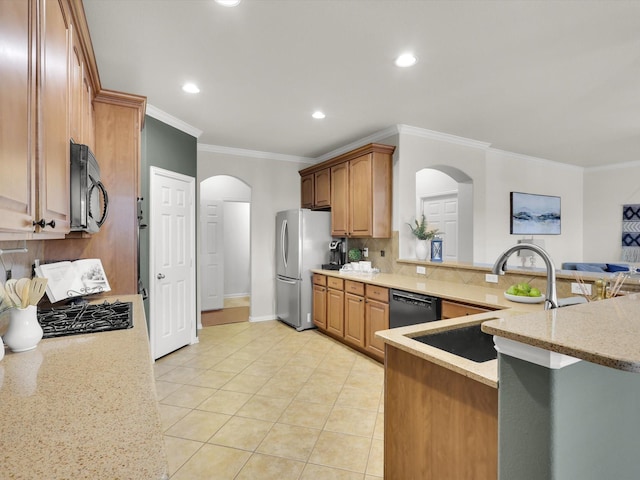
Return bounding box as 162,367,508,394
15,277,30,308
29,277,48,306
5,279,20,307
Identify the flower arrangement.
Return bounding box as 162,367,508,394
407,214,440,240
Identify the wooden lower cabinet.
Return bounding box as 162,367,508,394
326,285,344,337
344,292,365,348
441,299,493,319
365,298,388,359
313,275,389,362
384,345,497,479
312,274,327,329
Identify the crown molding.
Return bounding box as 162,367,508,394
397,124,492,150
313,125,400,163
198,143,315,164
585,159,640,172
487,147,584,171
146,104,203,138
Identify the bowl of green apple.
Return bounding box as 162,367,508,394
504,282,545,304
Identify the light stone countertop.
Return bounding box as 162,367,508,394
313,269,544,388
315,270,640,384
482,293,640,372
0,294,168,480
312,269,545,312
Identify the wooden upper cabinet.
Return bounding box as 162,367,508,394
81,69,95,150
69,24,83,144
36,0,71,235
349,154,373,236
301,143,394,238
0,0,37,234
314,168,331,208
301,173,314,209
330,162,349,236
0,0,99,239
300,168,330,210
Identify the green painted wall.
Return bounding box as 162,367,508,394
499,353,640,479
139,116,197,320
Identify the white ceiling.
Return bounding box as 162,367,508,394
83,0,640,167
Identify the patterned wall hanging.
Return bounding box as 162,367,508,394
622,204,640,262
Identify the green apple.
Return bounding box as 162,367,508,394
529,287,541,297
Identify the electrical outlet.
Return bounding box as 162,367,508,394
363,247,369,258
485,273,498,283
416,266,426,275
571,282,592,295
380,250,385,257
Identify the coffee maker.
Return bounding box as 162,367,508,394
322,240,345,270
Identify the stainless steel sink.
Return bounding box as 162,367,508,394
412,324,497,363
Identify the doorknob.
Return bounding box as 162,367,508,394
157,273,165,279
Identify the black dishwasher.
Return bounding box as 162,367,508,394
389,289,441,328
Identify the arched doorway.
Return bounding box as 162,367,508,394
200,175,252,326
415,166,473,263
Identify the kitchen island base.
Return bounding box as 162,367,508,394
384,344,497,479
499,353,640,480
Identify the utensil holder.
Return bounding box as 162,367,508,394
2,306,43,352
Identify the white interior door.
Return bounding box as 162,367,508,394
150,167,196,360
200,199,224,311
422,193,459,261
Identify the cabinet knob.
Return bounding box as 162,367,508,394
33,219,56,229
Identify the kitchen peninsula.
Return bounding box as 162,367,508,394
369,271,640,479
0,295,168,480
482,293,640,480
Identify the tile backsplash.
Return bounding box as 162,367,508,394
347,231,587,299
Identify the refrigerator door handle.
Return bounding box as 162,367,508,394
277,276,297,285
281,219,288,270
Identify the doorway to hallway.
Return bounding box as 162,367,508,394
200,175,251,326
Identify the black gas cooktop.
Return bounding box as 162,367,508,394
37,301,133,339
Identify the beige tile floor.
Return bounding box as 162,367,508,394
154,320,385,480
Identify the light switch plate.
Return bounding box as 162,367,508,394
485,273,499,283
416,266,426,275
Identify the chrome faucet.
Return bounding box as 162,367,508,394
491,243,559,310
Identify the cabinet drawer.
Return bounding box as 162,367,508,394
366,284,388,302
327,277,343,290
313,274,327,286
441,300,491,319
345,280,365,296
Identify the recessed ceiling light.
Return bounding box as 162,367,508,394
182,83,200,94
395,53,417,68
312,111,326,119
215,0,241,6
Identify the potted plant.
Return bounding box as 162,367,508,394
407,214,440,260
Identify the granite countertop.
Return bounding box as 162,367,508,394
312,269,545,312
314,269,544,388
482,293,640,372
328,268,640,383
0,294,168,480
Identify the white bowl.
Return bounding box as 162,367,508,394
504,292,545,304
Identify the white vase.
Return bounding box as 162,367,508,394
2,306,43,353
415,239,429,261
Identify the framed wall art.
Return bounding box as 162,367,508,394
510,192,561,235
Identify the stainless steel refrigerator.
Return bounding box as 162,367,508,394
276,209,331,330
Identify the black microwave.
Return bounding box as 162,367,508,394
70,142,109,233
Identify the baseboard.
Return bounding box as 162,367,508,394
249,315,277,323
